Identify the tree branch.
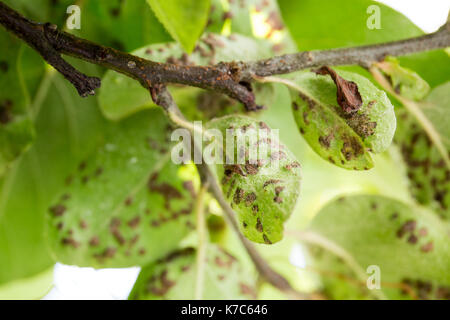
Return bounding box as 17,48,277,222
0,1,448,110
238,21,450,80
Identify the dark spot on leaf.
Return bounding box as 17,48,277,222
49,204,66,217
273,196,283,203
0,61,9,73
263,179,281,188
0,99,13,124
89,236,99,247
420,241,433,253
319,134,333,149
245,192,257,206
79,220,87,229
407,234,418,244
233,187,244,204
124,197,133,206
256,218,263,233
263,234,272,244
128,217,141,229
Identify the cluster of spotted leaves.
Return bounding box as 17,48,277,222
129,246,257,299
306,195,450,300
394,82,450,220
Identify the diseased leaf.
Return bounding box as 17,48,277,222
377,57,430,101
305,195,450,300
0,31,43,175
206,116,301,244
288,69,396,170
0,70,105,285
47,109,199,268
99,33,273,120
395,82,450,220
146,0,211,53
129,246,257,299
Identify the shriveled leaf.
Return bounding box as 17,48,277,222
288,69,396,170
129,246,257,299
206,116,301,244
377,57,430,101
305,195,450,300
395,82,450,220
146,0,211,53
99,33,273,120
0,31,43,175
47,109,199,268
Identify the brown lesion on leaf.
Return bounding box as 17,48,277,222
256,218,263,233
49,204,66,217
148,172,183,210
314,66,363,114
263,234,272,244
233,187,244,204
0,99,13,124
340,135,364,161
319,133,334,149
245,192,257,206
344,112,377,138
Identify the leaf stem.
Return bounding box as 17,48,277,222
195,183,209,300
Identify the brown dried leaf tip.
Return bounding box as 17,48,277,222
315,66,363,114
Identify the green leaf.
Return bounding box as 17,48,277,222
0,267,53,300
72,0,172,52
0,69,105,285
206,116,301,244
99,33,273,120
278,0,450,88
306,195,450,300
129,246,257,299
288,69,396,170
0,31,44,176
47,108,199,268
146,0,211,53
395,82,450,220
377,57,430,101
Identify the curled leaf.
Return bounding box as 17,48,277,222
288,70,396,170
206,116,301,244
314,66,362,114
